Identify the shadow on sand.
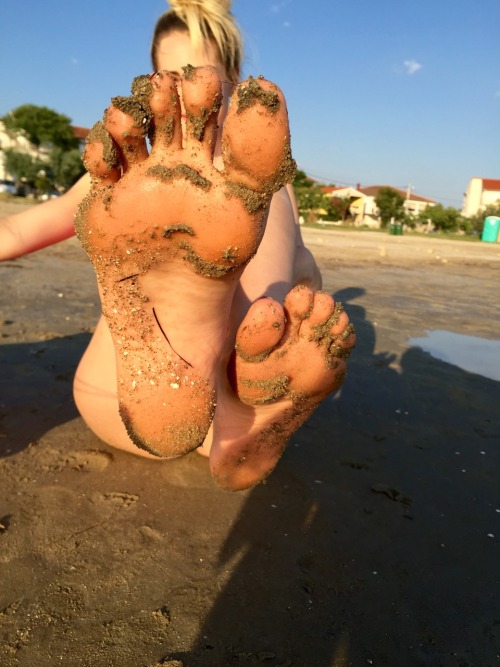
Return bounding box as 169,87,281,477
1,287,498,666
0,333,90,456
167,286,499,666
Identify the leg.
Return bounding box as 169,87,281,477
74,68,295,457
208,286,356,490
229,183,322,329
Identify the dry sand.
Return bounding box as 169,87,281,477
1,201,499,666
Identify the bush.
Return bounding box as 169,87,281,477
467,201,500,235
416,204,470,234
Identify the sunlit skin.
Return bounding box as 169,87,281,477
74,31,301,460
156,31,235,150
0,31,354,489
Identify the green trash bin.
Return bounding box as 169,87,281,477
481,216,500,243
389,222,403,235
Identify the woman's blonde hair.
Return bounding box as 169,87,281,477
151,0,243,83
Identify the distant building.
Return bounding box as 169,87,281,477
321,183,435,228
71,126,90,150
321,186,365,200
462,177,500,217
0,121,89,181
0,120,46,180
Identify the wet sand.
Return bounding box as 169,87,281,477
1,207,499,666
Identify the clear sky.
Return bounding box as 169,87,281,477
1,0,498,208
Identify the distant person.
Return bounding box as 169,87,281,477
0,0,355,490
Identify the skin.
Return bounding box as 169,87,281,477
75,32,322,456
75,60,297,458
73,32,313,460
0,30,352,488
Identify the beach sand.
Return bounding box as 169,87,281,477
1,202,499,666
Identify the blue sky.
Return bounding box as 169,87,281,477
1,0,498,207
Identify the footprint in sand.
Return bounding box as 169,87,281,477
100,492,139,507
68,449,113,472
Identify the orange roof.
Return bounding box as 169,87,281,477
72,126,90,140
359,185,435,204
482,178,500,191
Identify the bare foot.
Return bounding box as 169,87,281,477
75,68,295,457
208,285,356,489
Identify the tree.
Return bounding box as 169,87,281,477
2,104,78,150
3,149,49,188
292,170,333,221
468,201,500,236
50,147,85,190
416,204,470,233
4,146,84,193
293,169,315,188
327,196,353,222
374,187,405,227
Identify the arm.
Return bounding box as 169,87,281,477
0,173,91,260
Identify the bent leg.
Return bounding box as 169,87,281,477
231,184,322,327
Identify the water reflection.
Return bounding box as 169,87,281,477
408,330,500,382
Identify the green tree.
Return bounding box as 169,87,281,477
293,169,315,188
2,104,78,150
292,170,333,221
467,201,500,236
417,204,469,233
50,147,85,190
327,196,352,222
374,187,405,227
3,149,49,187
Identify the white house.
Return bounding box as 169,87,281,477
0,120,49,180
0,121,88,181
462,177,500,217
322,184,435,228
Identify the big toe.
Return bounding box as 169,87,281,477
222,76,296,193
235,297,286,361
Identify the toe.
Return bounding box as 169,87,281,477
303,294,355,350
181,65,223,155
283,285,314,321
330,307,350,335
307,292,336,325
332,321,357,354
235,297,285,361
104,94,150,169
149,71,182,151
222,76,296,192
83,121,121,183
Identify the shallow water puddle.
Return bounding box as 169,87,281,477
408,330,500,382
